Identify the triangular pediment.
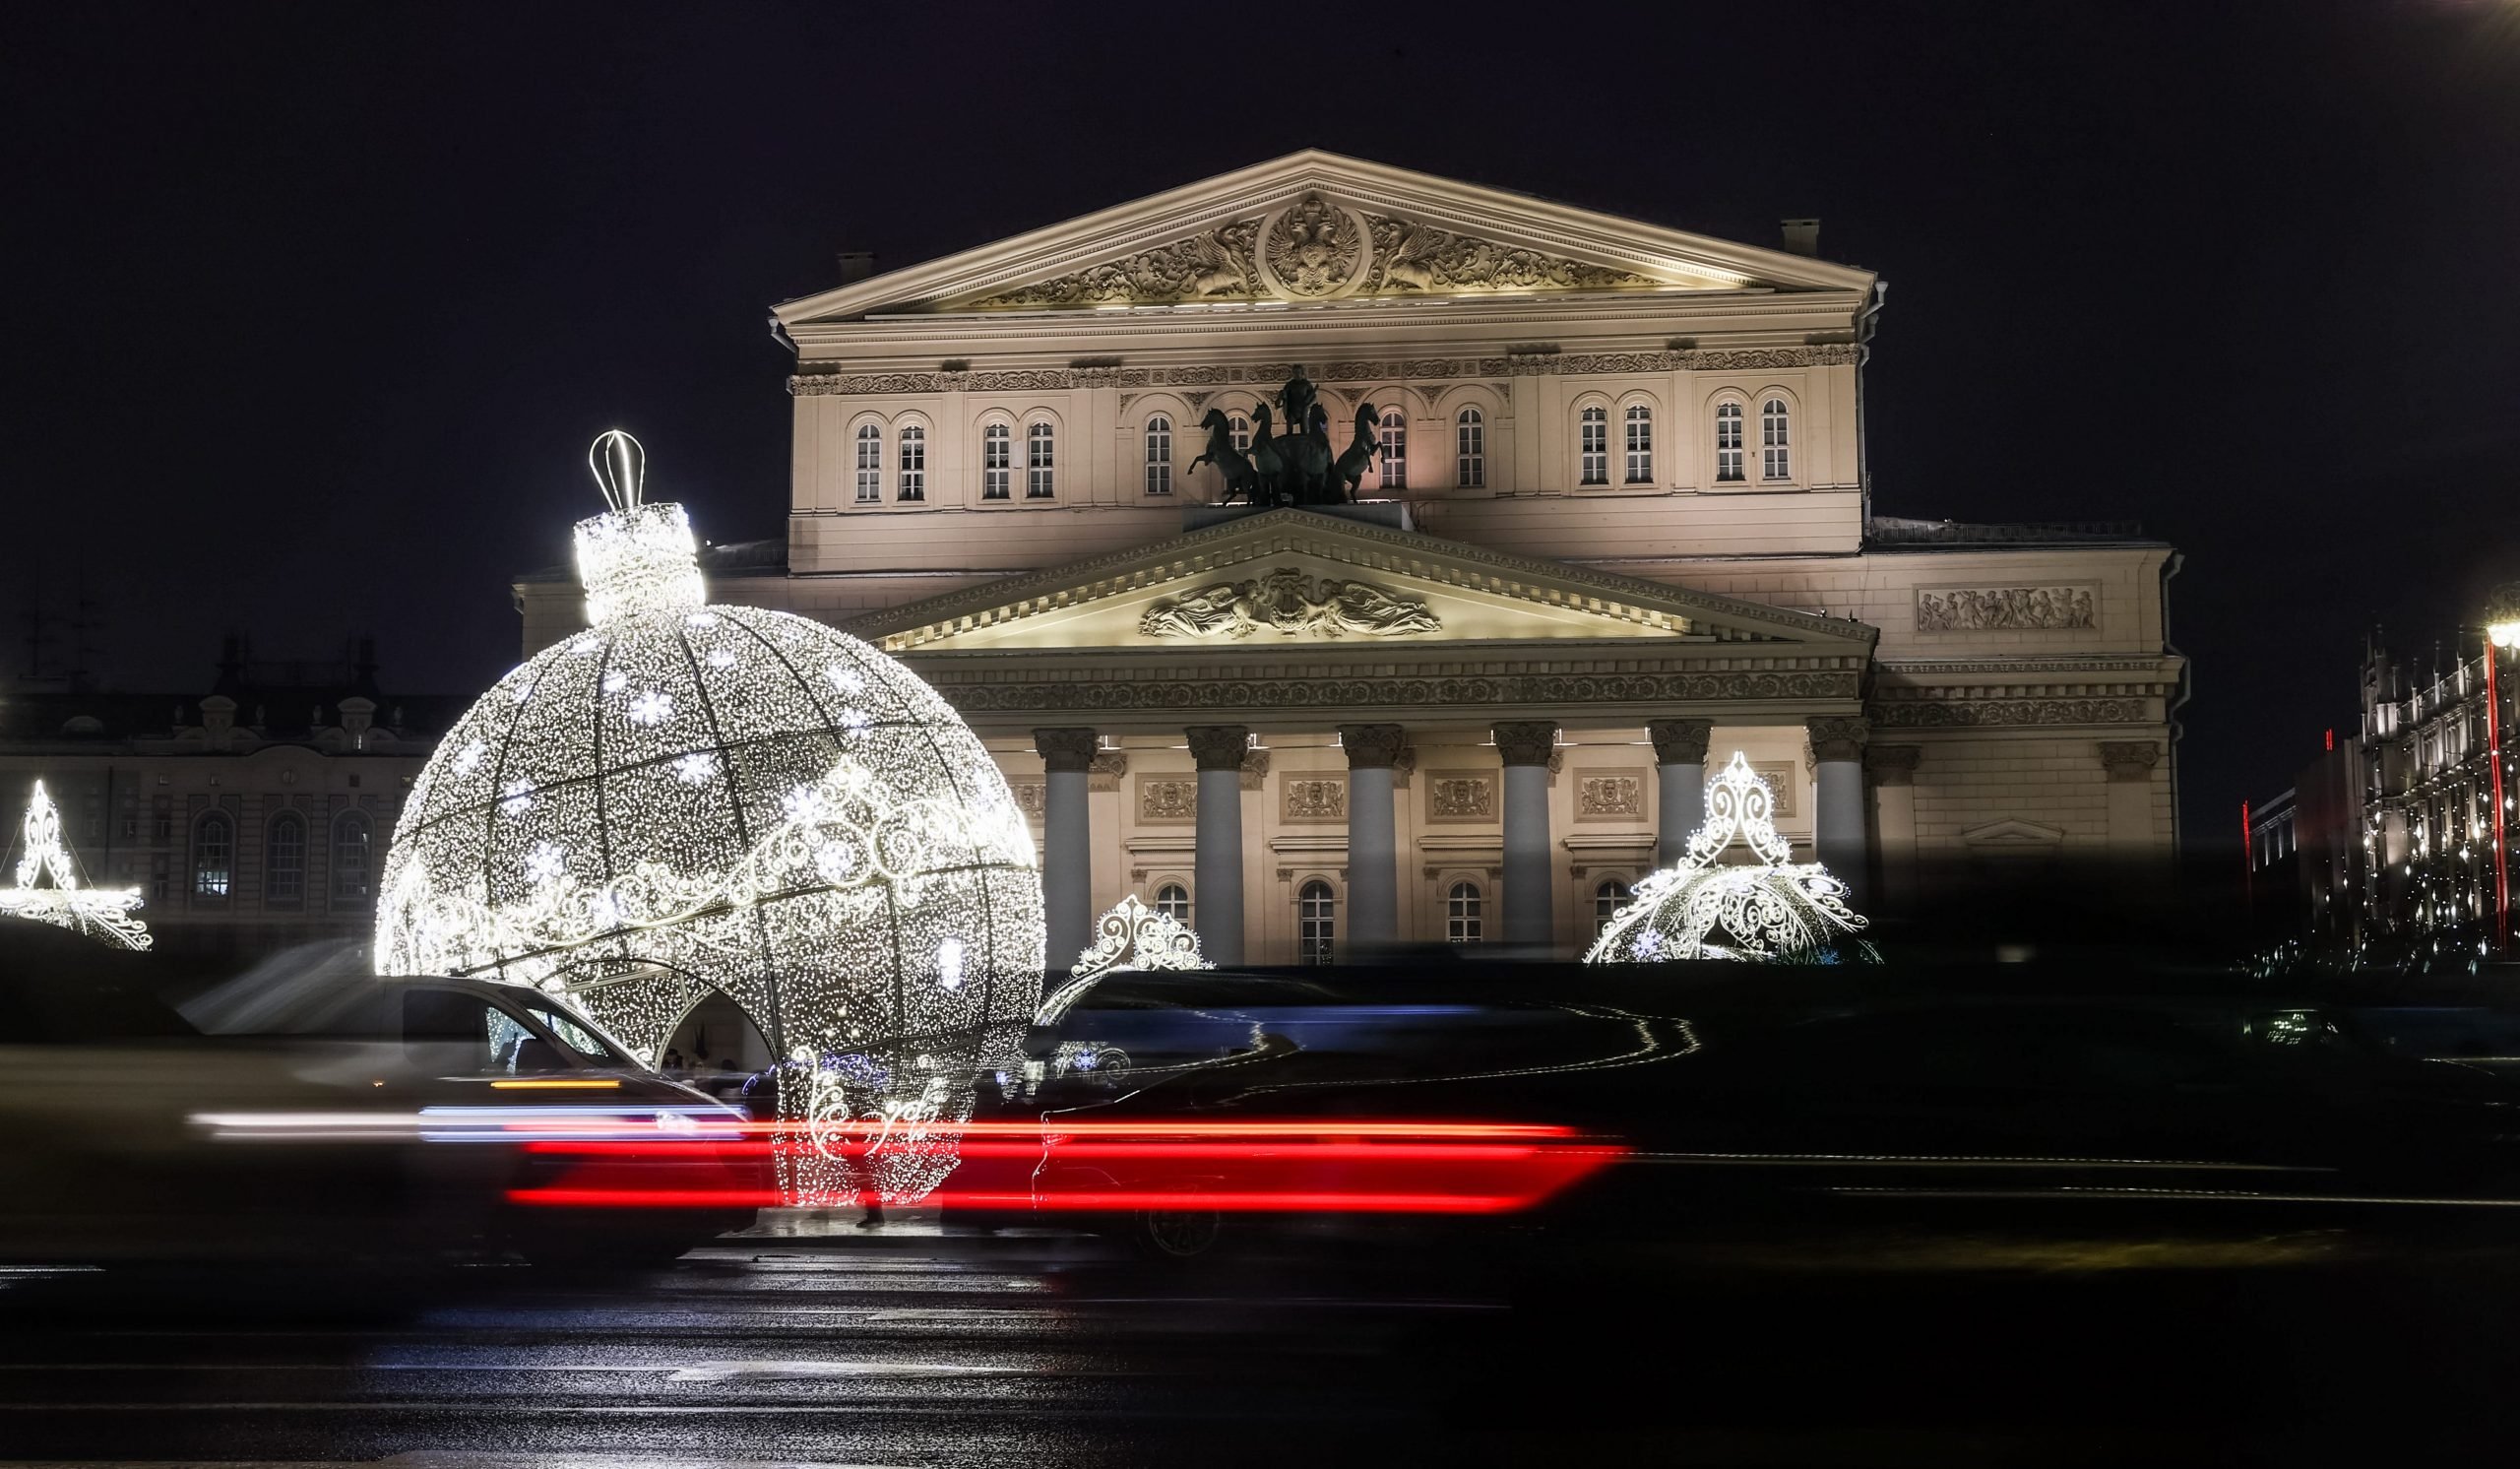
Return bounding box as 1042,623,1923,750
777,151,1873,323
845,509,1879,656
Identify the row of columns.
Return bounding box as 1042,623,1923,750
1033,715,1873,967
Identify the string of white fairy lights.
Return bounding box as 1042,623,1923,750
0,781,152,950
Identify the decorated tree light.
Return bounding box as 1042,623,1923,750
375,432,1044,1203
1585,751,1873,965
0,781,151,950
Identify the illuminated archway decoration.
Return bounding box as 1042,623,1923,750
0,781,152,950
1585,752,1871,964
376,432,1045,1203
1036,893,1212,1023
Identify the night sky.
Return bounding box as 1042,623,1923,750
4,1,2516,844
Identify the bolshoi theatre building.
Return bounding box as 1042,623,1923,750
518,152,2185,966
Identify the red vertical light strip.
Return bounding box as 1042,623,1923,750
2488,643,2508,952
2241,798,2254,910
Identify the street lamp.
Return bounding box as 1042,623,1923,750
2487,581,2520,651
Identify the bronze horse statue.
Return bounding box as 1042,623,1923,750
1248,404,1289,503
1187,408,1259,505
1331,404,1379,501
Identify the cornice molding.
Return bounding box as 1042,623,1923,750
844,508,1876,652
923,668,1863,721
789,346,1858,399
1868,696,2158,730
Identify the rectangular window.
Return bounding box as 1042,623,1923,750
982,424,1011,500
1377,414,1406,491
1297,883,1336,965
1761,400,1792,480
1624,408,1653,483
854,428,881,503
1716,403,1744,481
897,426,925,501
1456,414,1483,487
1579,409,1608,484
267,820,304,907
1027,423,1055,499
1145,417,1172,496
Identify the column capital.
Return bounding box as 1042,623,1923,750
2099,740,2162,782
1646,718,1713,767
1491,721,1559,768
1338,723,1408,770
1864,743,1922,786
1184,725,1251,772
1033,727,1100,773
1804,715,1869,763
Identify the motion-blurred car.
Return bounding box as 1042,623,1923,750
0,925,765,1271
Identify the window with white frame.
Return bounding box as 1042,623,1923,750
1579,405,1608,484
853,424,882,503
1144,415,1172,496
1155,882,1190,924
1230,414,1251,454
333,810,372,906
1297,879,1336,965
1761,398,1791,480
266,811,305,908
1455,408,1484,487
1624,404,1654,484
982,423,1011,500
1026,421,1055,498
1377,410,1406,490
1594,878,1632,935
1446,881,1482,943
897,424,925,501
1715,402,1744,481
193,812,231,899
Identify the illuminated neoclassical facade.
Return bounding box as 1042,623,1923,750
518,152,2185,962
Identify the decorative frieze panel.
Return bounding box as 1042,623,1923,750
1871,697,2152,729
1426,773,1496,824
1136,776,1198,824
935,668,1864,716
1010,781,1045,822
1363,216,1659,294
1915,586,2098,633
789,346,1861,397
1575,771,1645,821
1282,777,1346,823
1751,763,1800,818
1139,569,1441,640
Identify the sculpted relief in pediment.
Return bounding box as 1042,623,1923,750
963,193,1662,309
1138,568,1442,640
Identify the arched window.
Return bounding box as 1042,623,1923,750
1761,398,1792,480
1377,410,1407,491
981,423,1011,500
1579,405,1608,484
1594,878,1632,935
1026,421,1055,499
1297,879,1336,965
1446,881,1482,943
897,424,925,501
332,810,372,906
1455,408,1484,488
853,423,882,503
1624,404,1654,484
1155,883,1190,924
1144,415,1172,496
192,812,231,899
266,811,305,908
1229,414,1251,454
1715,403,1745,481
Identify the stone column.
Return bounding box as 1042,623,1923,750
1339,724,1406,949
1806,717,1870,903
1647,719,1713,867
1865,744,1922,910
1033,729,1100,973
1185,725,1250,964
2100,741,2163,852
1494,721,1559,947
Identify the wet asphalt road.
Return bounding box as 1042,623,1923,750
7,1219,2520,1466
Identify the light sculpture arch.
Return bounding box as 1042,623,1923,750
1585,752,1872,965
375,432,1045,1202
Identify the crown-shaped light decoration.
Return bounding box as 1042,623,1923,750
1585,751,1871,965
574,430,705,626
0,781,152,950
1034,893,1213,1023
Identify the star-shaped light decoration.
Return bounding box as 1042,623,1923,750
0,781,152,950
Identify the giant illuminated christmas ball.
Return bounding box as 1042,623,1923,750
376,433,1044,1201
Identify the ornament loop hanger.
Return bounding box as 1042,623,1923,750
589,429,647,513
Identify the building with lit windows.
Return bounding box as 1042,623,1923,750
517,152,2187,964
0,639,457,957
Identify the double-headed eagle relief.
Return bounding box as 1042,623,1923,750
1139,567,1442,641
966,192,1660,309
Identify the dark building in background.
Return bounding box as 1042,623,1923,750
0,637,456,957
